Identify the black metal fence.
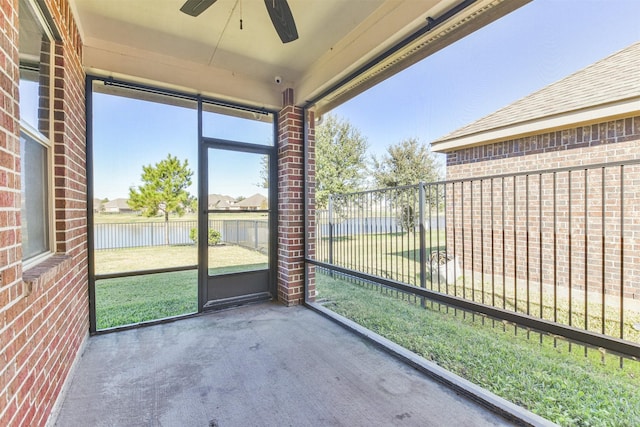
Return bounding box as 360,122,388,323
313,160,640,358
95,219,269,253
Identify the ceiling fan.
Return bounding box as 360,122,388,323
180,0,299,44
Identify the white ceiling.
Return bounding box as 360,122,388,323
70,0,529,111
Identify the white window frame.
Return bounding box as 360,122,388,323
19,0,55,268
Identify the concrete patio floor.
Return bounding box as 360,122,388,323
52,302,518,427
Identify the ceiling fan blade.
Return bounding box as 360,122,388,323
180,0,218,17
263,0,299,43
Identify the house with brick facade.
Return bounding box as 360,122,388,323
3,0,543,425
431,42,640,313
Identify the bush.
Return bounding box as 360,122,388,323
189,228,221,246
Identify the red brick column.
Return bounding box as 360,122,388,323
277,89,305,305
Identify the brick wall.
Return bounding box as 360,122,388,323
0,0,88,426
444,115,640,304
447,116,640,169
277,89,305,305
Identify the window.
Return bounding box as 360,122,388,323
20,130,49,260
19,0,53,264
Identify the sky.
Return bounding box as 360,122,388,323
92,94,272,199
92,0,640,201
333,0,640,159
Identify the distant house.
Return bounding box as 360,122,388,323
93,198,104,213
235,193,268,211
102,198,135,214
208,194,236,210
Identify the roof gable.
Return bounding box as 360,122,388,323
103,198,131,209
235,193,267,208
208,194,235,209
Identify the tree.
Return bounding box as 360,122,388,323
99,197,109,213
129,154,194,245
371,138,442,188
184,194,198,213
316,114,369,208
372,138,442,232
257,156,269,189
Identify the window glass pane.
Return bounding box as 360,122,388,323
202,106,273,145
19,0,51,262
208,150,269,275
207,213,269,275
19,69,40,130
208,150,269,200
19,0,46,60
91,82,199,329
95,270,197,330
19,0,49,136
21,132,49,260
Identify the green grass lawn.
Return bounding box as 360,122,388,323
316,271,640,427
95,265,269,330
94,245,268,329
317,231,639,343
95,244,268,274
96,270,198,330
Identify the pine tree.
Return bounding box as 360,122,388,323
129,154,193,245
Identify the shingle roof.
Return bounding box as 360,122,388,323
235,193,267,208
208,194,235,209
103,198,131,210
433,41,640,146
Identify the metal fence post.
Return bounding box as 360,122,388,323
419,182,427,308
329,195,334,276
254,220,259,250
